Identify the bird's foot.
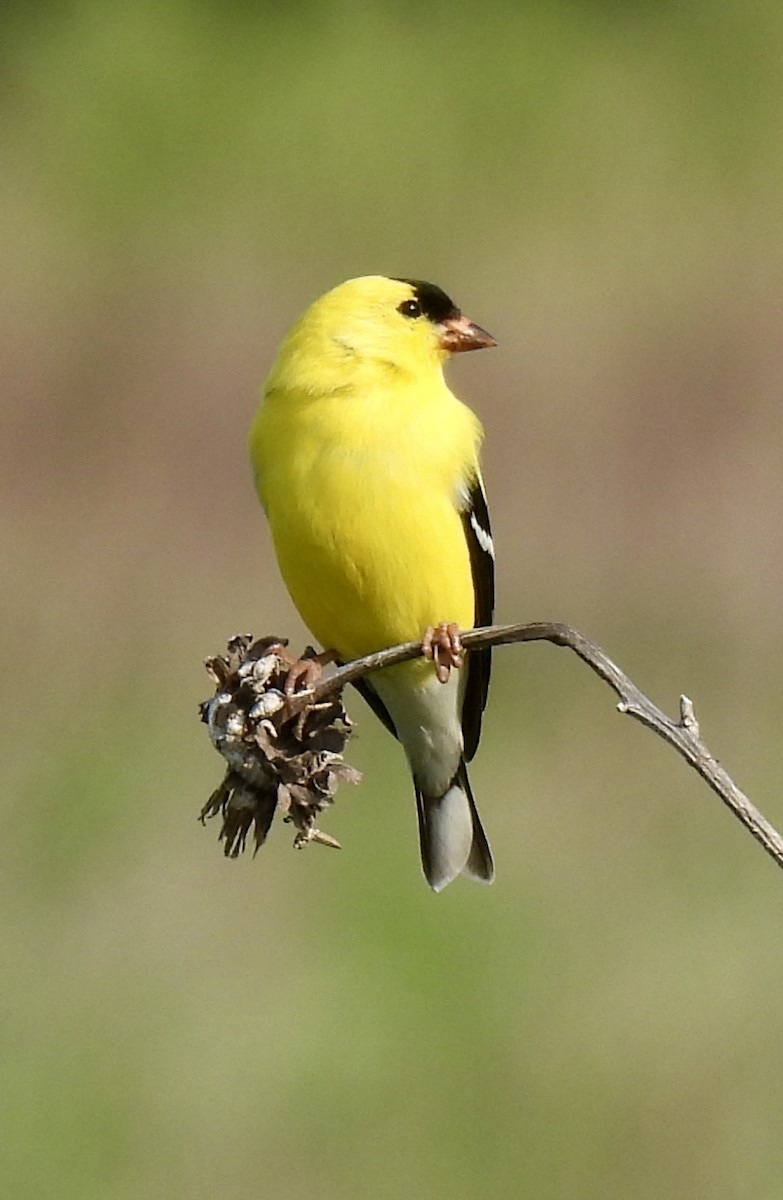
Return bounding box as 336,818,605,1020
282,647,338,699
421,622,464,684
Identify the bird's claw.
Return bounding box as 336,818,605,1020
422,622,464,684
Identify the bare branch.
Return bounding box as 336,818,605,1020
300,621,783,873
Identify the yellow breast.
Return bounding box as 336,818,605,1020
250,376,481,662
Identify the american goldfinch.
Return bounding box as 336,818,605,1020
249,276,496,891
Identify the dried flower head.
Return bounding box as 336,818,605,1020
199,635,360,858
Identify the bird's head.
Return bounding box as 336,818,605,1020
266,276,496,395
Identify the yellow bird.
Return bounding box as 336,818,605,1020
249,276,496,891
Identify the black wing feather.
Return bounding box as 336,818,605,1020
351,675,397,738
461,476,495,761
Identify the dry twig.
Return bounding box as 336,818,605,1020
200,623,783,872
302,621,783,872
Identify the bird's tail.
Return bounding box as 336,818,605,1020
415,760,494,893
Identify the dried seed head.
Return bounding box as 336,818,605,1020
199,635,360,859
249,690,285,720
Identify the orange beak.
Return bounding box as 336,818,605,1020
437,314,497,354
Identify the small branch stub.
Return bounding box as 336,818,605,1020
199,635,360,857
679,694,700,737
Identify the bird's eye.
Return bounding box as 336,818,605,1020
398,298,422,319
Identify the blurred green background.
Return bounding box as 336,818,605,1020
4,2,783,1196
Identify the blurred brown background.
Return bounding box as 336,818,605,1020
4,3,783,1197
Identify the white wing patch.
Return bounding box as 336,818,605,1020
469,510,494,559
456,479,495,560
